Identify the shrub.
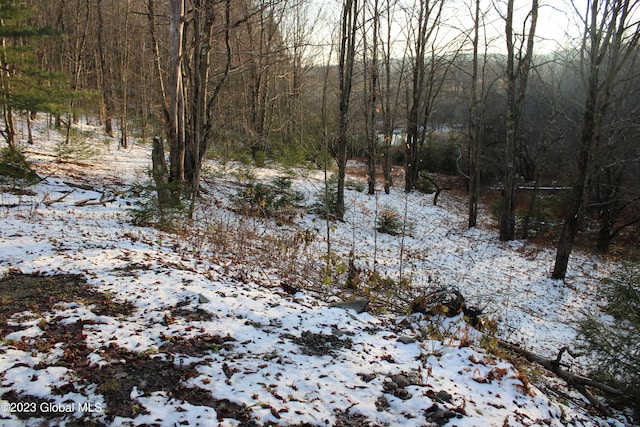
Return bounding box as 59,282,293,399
376,206,403,235
127,172,186,230
55,128,100,163
577,264,640,418
346,178,365,193
270,140,307,167
310,175,339,219
233,175,305,222
0,147,39,185
414,171,436,194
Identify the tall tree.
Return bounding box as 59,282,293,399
499,0,538,241
168,0,186,185
95,0,116,137
147,0,232,203
363,0,380,195
403,0,447,193
467,0,483,228
552,0,640,279
0,0,64,148
333,0,359,220
185,0,232,209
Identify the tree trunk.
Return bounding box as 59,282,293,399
26,111,34,144
334,0,358,221
499,0,537,241
380,0,400,195
364,0,379,196
500,0,517,240
467,0,482,228
499,340,622,416
383,136,392,194
96,0,115,138
168,0,186,185
152,135,172,212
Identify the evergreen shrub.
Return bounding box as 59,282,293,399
577,264,640,418
376,206,403,235
233,175,305,222
0,147,39,185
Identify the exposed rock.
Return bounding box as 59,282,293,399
425,404,457,426
375,395,390,412
393,374,410,388
357,372,377,383
330,298,370,313
394,388,412,400
383,381,398,392
397,335,417,344
280,282,300,295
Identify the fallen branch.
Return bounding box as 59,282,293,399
43,190,75,206
498,340,622,416
63,181,99,192
75,193,117,206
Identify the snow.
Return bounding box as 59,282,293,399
0,118,631,426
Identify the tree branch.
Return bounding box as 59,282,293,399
498,339,622,416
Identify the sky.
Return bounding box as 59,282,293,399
302,0,585,63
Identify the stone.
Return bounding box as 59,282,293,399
394,388,412,400
392,374,410,388
435,390,453,403
330,298,370,313
383,381,398,392
397,335,417,344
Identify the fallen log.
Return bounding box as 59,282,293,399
498,340,622,416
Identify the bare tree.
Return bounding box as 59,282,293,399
553,0,640,279
96,0,115,137
168,0,186,185
147,0,233,207
467,0,484,228
379,0,404,194
333,0,359,221
499,0,538,241
403,0,448,193
363,0,381,195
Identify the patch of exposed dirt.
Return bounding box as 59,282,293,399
0,272,257,424
0,272,133,337
160,333,236,357
283,330,353,356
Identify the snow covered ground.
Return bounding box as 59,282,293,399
0,119,631,426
